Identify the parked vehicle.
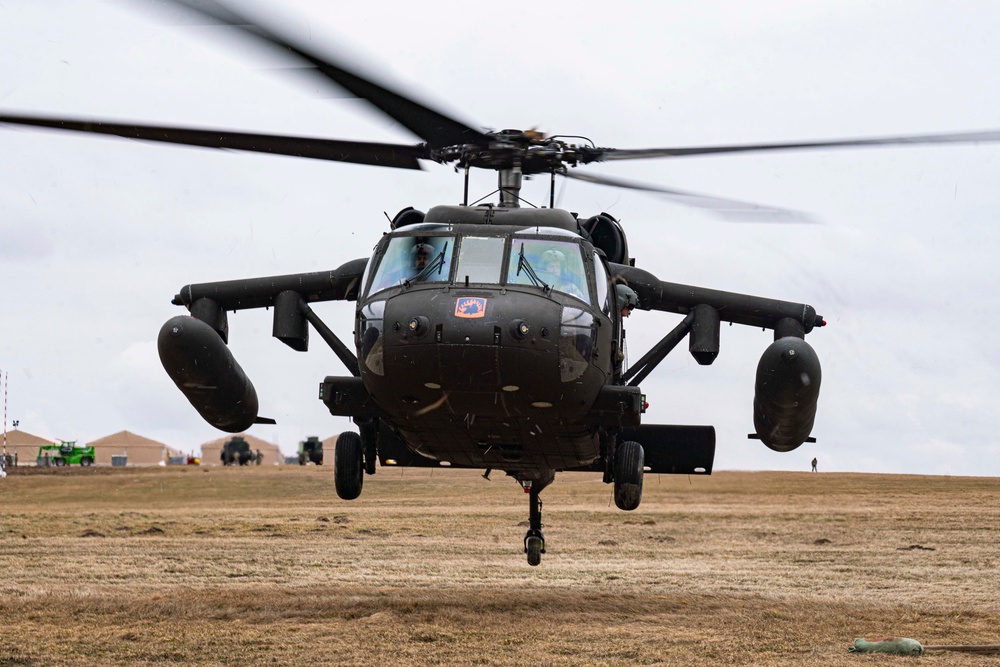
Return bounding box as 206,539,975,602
221,436,254,466
36,441,95,467
298,436,323,465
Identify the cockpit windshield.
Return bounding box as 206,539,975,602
366,232,592,307
454,236,505,284
508,238,591,305
368,235,454,294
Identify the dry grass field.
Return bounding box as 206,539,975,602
1,464,998,666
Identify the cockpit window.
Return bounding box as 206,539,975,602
454,236,505,284
593,252,611,316
368,236,453,295
507,239,591,305
559,307,595,381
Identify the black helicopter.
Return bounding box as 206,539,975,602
4,1,999,566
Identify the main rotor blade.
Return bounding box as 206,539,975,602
561,169,815,223
583,129,1000,162
156,0,491,150
0,113,428,169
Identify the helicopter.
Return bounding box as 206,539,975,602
3,1,1000,565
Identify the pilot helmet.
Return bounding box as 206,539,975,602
616,284,639,310
542,248,566,267
411,243,434,265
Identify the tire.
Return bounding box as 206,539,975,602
80,458,92,467
55,458,67,467
334,432,364,500
613,440,644,511
526,536,543,566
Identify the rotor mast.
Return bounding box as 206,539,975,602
498,166,523,208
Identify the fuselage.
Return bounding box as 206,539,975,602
355,212,620,471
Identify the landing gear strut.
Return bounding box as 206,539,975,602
513,472,554,566
523,489,545,566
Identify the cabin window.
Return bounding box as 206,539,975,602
454,236,505,284
507,239,591,305
368,236,454,295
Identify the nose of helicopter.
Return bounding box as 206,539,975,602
359,288,599,419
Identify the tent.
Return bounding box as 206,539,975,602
86,430,180,466
2,428,53,465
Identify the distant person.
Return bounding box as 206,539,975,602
255,449,263,466
811,457,818,472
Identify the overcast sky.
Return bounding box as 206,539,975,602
2,1,999,476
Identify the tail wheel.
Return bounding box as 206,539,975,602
334,431,364,500
613,440,644,511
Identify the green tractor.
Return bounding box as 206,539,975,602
36,441,96,467
298,436,323,465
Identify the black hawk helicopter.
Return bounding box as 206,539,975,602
4,1,999,566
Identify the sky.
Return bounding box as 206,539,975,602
1,0,999,476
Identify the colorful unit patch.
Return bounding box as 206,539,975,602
455,297,487,318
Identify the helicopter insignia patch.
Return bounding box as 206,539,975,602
455,297,487,318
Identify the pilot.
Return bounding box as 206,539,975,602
541,248,566,277
540,248,585,299
616,284,639,317
411,243,433,273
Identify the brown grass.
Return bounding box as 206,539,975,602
1,466,998,665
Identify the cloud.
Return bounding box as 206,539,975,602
0,219,54,261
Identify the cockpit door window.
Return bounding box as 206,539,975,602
559,306,595,381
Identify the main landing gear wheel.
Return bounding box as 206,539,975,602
613,440,644,511
523,489,546,566
334,431,364,500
